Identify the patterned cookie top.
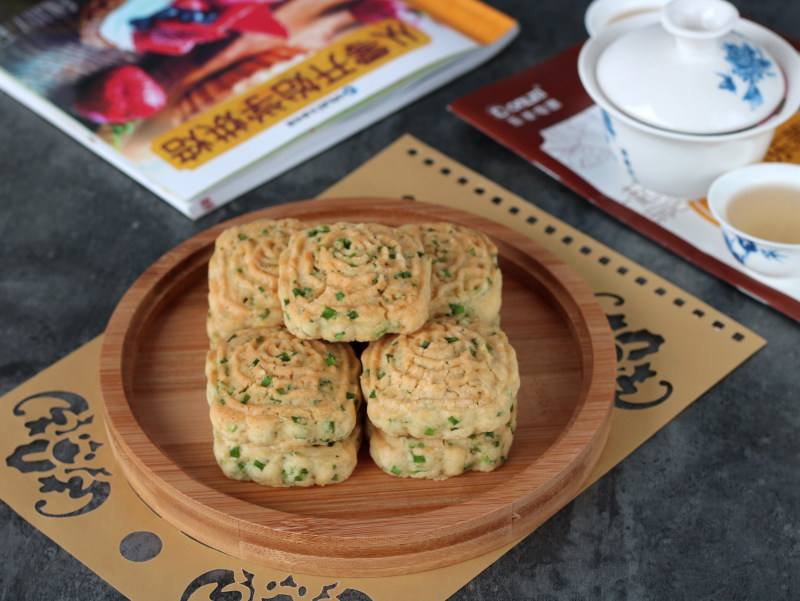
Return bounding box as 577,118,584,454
361,317,520,439
401,222,502,324
206,326,362,446
207,218,303,346
278,222,431,342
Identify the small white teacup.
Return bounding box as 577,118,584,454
708,163,800,278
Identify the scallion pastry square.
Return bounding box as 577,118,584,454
214,425,361,487
278,222,431,341
401,222,502,324
367,418,514,480
206,326,362,447
361,317,520,440
207,218,303,346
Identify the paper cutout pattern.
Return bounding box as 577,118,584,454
6,390,112,518
596,293,673,410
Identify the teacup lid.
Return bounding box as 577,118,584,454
595,0,787,134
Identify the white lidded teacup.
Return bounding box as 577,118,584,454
708,163,800,278
578,0,800,199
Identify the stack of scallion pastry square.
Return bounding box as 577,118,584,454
205,217,519,486
206,219,363,487
361,223,519,480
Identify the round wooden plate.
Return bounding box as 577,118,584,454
99,198,616,577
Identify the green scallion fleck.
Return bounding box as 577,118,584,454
321,306,336,320
253,460,266,470
261,375,272,387
445,336,459,343
229,446,240,458
449,303,465,316
335,291,345,301
347,310,358,320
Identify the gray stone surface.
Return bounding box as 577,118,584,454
1,0,798,599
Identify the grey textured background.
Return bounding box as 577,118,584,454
1,0,799,599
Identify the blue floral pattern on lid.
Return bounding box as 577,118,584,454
717,40,776,110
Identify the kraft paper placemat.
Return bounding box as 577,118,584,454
0,134,765,601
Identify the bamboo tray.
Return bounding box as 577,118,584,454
99,198,616,577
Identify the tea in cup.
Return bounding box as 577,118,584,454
708,163,800,278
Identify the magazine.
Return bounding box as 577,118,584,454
0,0,518,218
449,42,800,324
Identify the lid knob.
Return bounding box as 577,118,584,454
661,0,740,56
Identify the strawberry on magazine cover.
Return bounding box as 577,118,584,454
349,0,405,23
129,0,289,55
73,64,167,125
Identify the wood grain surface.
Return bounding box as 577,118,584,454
99,198,617,576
